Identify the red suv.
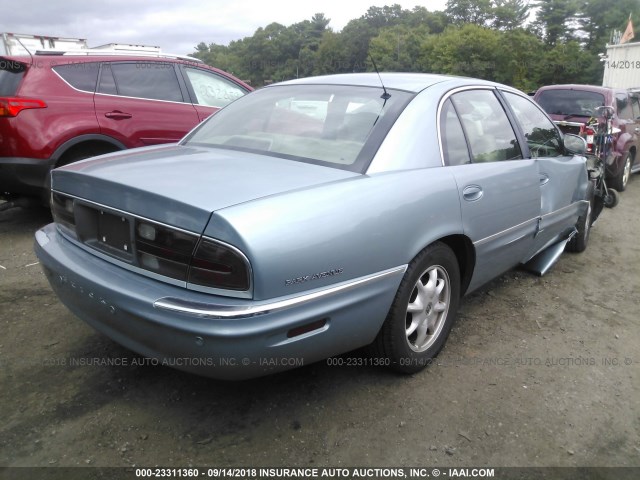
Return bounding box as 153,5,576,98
534,84,640,191
0,51,251,201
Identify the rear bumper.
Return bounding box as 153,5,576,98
0,156,53,197
35,223,405,380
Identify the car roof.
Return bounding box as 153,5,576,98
535,84,622,95
273,73,508,94
4,53,200,63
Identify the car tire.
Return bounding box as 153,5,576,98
610,152,631,192
566,182,594,253
373,242,460,374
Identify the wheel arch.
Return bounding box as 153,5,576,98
51,134,127,167
628,145,637,164
429,234,475,296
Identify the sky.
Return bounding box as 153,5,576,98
1,0,449,56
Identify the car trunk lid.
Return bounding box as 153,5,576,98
51,144,360,233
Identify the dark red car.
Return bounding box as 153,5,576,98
534,84,640,191
0,51,251,201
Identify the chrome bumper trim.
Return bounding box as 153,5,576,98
153,265,407,319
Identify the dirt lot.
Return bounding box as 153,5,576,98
0,179,639,473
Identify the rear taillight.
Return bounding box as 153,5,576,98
0,97,47,117
135,221,199,280
188,239,250,291
51,193,251,293
50,192,77,238
583,126,596,153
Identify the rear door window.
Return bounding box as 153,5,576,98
631,95,640,119
449,89,522,163
102,62,184,102
0,59,26,95
616,93,633,120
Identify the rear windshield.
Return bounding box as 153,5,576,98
536,89,605,118
183,84,412,173
0,58,26,96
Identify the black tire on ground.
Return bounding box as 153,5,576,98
610,152,631,192
566,182,595,253
371,242,460,374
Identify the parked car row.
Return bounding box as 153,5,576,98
4,45,634,380
0,50,251,202
534,84,640,192
34,72,598,380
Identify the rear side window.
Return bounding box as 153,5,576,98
53,62,99,92
536,89,605,117
632,96,640,119
450,89,522,163
105,63,183,102
440,99,471,166
616,93,633,120
0,59,26,95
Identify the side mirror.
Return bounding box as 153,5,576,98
564,134,587,155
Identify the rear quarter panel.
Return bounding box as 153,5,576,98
8,64,99,159
204,168,464,301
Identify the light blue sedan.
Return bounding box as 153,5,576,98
35,73,592,379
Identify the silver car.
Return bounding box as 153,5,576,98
35,73,592,380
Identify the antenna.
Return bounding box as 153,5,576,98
368,55,391,100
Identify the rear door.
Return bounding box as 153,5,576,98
94,61,200,147
440,88,540,291
501,90,587,256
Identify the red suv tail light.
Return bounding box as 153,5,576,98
583,126,596,153
0,97,47,117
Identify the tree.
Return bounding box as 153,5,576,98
369,25,431,71
445,0,493,26
576,0,640,50
492,0,530,30
420,24,502,79
532,0,579,46
538,40,594,84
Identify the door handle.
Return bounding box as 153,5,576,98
539,173,550,186
635,127,640,133
104,111,132,119
462,185,483,201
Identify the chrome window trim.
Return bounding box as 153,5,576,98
153,265,407,319
437,85,526,167
51,61,227,106
94,91,191,105
51,68,98,95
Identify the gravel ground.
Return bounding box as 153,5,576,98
0,178,638,474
